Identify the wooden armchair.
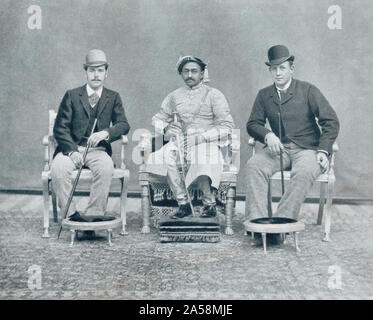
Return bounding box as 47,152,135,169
41,110,130,238
248,137,338,241
138,132,240,235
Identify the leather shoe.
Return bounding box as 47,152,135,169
85,215,116,222
68,211,87,222
171,203,192,219
200,205,217,218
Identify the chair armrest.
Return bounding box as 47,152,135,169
42,135,49,146
247,136,256,157
327,141,339,172
120,135,129,169
42,135,50,171
138,133,152,164
42,134,57,172
248,137,256,147
332,142,339,153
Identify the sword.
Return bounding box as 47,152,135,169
172,111,196,217
57,118,98,239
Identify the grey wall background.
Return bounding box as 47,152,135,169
1,0,373,199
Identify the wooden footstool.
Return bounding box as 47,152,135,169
244,217,305,253
61,218,122,247
159,216,221,243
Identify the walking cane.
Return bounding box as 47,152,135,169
278,112,285,195
57,118,98,239
172,111,196,217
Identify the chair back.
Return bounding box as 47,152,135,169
48,110,57,163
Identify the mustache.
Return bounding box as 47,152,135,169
186,78,194,81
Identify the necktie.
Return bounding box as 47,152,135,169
88,92,99,107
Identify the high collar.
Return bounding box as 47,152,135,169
184,81,204,91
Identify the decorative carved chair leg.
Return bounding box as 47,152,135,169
120,176,129,236
294,232,301,252
224,186,235,235
69,230,76,247
107,229,113,246
261,233,267,254
317,183,326,225
42,175,50,238
141,185,151,234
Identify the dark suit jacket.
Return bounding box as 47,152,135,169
246,79,339,155
53,85,130,157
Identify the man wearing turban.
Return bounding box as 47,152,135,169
147,55,235,219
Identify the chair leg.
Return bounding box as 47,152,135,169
317,182,326,225
51,181,58,223
141,184,151,234
323,179,335,242
119,175,129,236
224,186,235,235
42,174,50,238
267,180,273,218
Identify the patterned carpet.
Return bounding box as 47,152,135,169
0,195,372,300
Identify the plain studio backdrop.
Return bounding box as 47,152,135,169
1,0,372,200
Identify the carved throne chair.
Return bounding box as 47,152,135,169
137,132,240,236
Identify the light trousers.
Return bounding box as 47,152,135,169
245,142,322,221
51,147,114,217
165,145,216,206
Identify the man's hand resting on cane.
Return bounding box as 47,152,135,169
87,130,109,147
265,132,284,155
164,122,183,141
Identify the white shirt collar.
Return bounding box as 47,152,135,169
86,84,103,98
276,78,292,100
275,78,292,92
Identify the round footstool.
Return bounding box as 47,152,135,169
244,217,305,253
61,217,122,247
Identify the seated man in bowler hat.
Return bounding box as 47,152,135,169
245,45,339,244
146,55,235,219
51,49,130,234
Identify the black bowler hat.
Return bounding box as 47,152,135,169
265,45,294,66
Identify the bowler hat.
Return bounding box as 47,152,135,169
176,55,207,73
265,45,294,66
83,49,108,68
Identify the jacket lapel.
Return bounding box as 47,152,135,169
79,85,91,117
279,79,296,105
269,84,280,105
96,87,110,119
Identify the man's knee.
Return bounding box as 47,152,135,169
51,153,75,179
94,158,114,178
292,165,320,181
245,156,273,178
292,156,321,181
